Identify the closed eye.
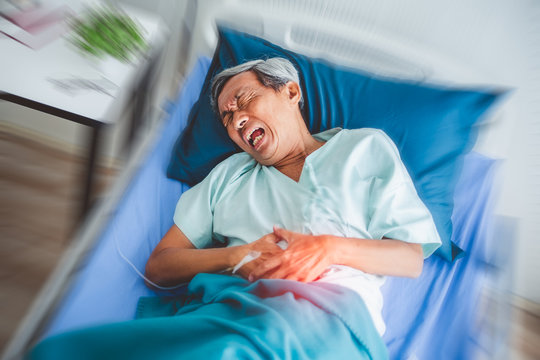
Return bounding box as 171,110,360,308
238,90,259,110
221,110,232,126
221,91,259,127
221,94,241,126
220,109,228,119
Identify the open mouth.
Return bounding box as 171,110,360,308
247,128,265,147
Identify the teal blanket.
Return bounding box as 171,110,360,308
29,274,388,359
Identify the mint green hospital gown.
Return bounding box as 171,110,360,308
174,128,441,335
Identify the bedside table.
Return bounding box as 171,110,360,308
0,4,167,218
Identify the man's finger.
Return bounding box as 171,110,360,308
264,266,290,280
284,272,301,282
273,226,294,241
249,256,281,281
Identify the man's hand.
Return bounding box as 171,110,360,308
233,232,285,280
248,226,334,283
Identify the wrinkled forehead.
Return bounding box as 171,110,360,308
217,71,261,109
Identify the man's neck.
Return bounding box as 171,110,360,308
274,135,325,182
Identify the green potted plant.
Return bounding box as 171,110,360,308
69,4,147,79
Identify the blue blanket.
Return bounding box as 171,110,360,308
29,274,387,359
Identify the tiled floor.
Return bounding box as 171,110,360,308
1,128,538,358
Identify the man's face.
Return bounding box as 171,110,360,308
217,71,302,166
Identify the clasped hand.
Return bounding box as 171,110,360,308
234,226,333,283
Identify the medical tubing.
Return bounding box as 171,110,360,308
116,227,289,290
114,234,188,290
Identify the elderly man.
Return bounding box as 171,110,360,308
145,57,441,335
30,58,441,360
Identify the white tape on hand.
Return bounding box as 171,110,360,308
232,250,261,274
276,240,288,250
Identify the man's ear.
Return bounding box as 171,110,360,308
284,81,302,105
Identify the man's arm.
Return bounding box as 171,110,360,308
145,225,285,287
145,225,236,287
146,225,422,287
248,227,423,283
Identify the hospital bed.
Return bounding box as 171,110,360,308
3,1,513,359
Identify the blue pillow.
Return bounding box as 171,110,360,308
167,26,503,262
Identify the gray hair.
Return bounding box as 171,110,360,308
210,57,303,116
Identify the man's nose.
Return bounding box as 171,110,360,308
233,113,248,130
